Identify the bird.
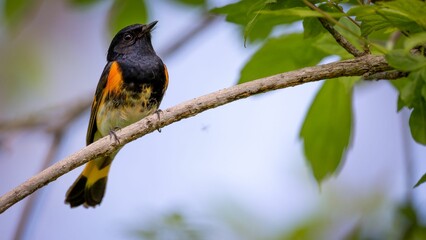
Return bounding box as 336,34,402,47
65,21,168,208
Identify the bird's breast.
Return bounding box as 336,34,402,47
96,84,158,137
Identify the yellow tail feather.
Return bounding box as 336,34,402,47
65,155,115,208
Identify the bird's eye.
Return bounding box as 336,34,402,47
123,33,133,41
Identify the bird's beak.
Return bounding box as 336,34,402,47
146,21,158,31
138,21,158,38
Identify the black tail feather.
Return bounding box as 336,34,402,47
84,177,107,207
65,175,108,208
65,175,87,208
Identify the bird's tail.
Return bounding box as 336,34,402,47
65,154,116,208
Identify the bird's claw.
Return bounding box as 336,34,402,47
155,109,163,133
109,127,121,144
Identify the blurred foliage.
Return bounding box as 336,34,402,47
132,211,207,240
173,0,206,6
108,0,148,36
396,203,426,239
278,202,426,240
69,0,103,6
2,0,36,27
0,43,44,113
131,200,426,240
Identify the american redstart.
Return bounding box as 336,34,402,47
65,21,169,208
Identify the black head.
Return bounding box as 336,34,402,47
107,21,158,61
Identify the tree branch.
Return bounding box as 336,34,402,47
0,97,91,132
0,54,392,213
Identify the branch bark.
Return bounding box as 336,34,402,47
0,54,392,213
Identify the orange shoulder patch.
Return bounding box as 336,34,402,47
105,61,123,94
163,64,169,94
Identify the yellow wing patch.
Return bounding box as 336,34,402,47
105,61,123,94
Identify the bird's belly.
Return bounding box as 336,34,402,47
96,91,157,137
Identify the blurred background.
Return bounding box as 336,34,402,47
0,0,426,239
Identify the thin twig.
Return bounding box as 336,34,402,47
13,131,64,240
387,31,402,50
0,96,92,132
331,2,361,28
318,18,364,56
10,97,87,240
303,0,366,57
0,54,393,214
318,18,365,57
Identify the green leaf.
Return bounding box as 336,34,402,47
391,76,410,92
400,78,420,108
397,97,405,112
392,68,426,112
212,0,273,41
421,85,426,101
414,172,426,188
376,8,423,34
300,78,355,183
211,0,323,42
387,47,426,113
390,75,411,112
386,50,426,72
411,68,426,85
303,17,326,39
381,0,426,30
211,0,263,25
404,32,426,52
349,0,426,36
108,0,148,36
3,0,35,26
238,33,328,84
259,7,345,18
348,6,389,36
409,100,426,145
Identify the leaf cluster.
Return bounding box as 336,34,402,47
213,0,426,185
